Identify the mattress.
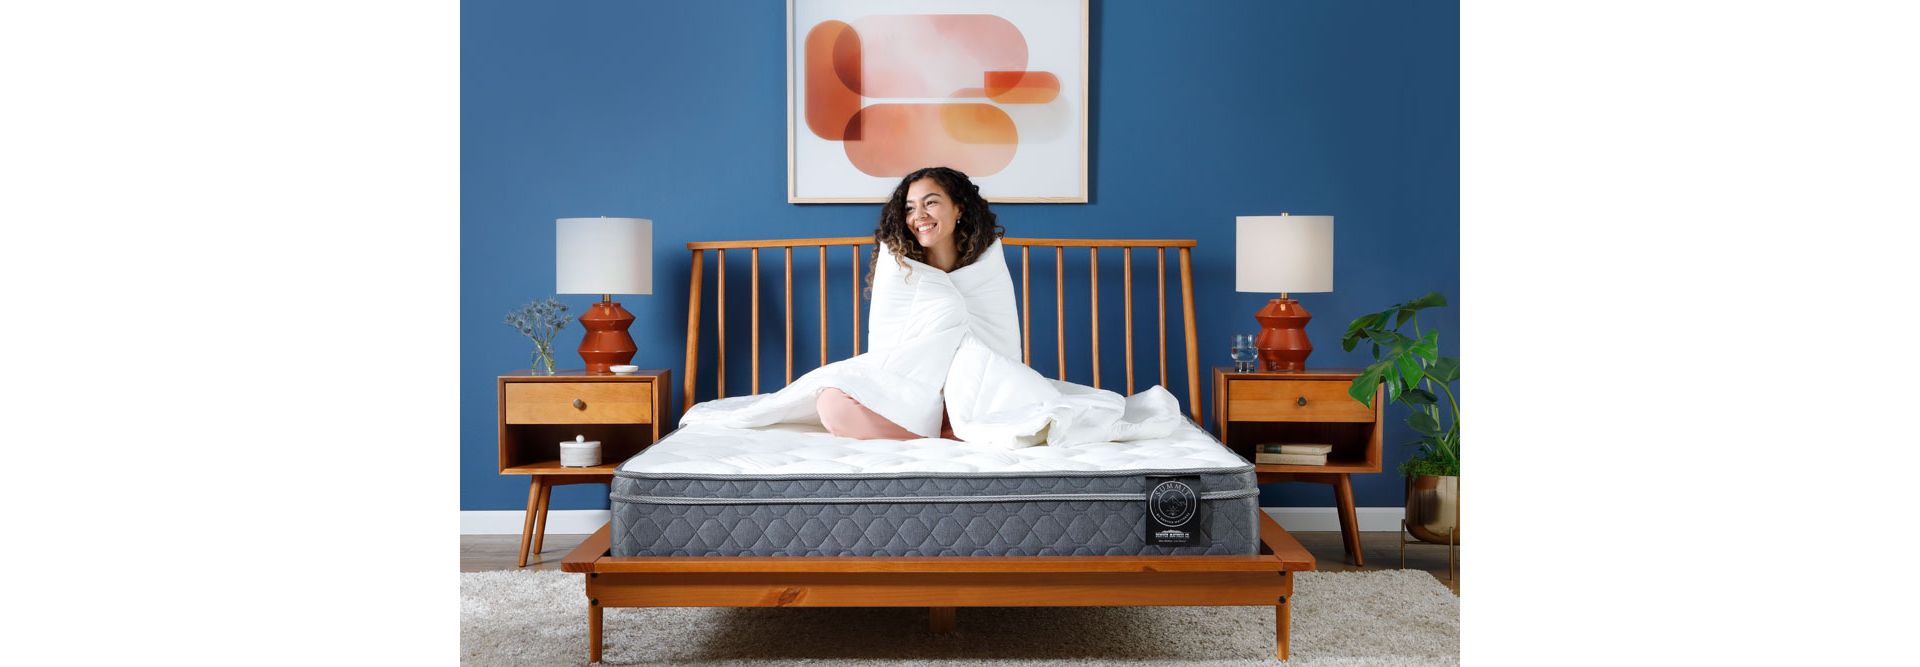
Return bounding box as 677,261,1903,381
609,418,1259,557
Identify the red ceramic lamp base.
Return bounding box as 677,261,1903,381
578,300,637,373
1255,297,1312,372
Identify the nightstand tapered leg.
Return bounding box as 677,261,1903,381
1333,473,1364,566
518,478,542,567
529,480,552,557
533,478,554,557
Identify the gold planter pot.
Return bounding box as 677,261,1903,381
1404,474,1460,545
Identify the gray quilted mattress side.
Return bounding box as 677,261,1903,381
608,482,1260,557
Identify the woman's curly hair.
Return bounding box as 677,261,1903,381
867,166,1003,294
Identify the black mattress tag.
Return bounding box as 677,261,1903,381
1145,475,1207,546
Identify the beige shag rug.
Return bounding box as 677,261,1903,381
461,569,1457,666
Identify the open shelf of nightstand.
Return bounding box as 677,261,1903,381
498,423,653,472
1222,420,1382,473
1253,460,1377,475
501,460,625,475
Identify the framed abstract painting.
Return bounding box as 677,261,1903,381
788,0,1088,203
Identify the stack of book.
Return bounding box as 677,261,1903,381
1254,443,1332,466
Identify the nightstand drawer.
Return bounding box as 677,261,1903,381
504,382,653,424
1226,379,1375,422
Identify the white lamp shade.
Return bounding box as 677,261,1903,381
556,217,653,295
1236,215,1333,293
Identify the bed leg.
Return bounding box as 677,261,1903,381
1276,594,1291,661
589,597,603,663
929,607,956,634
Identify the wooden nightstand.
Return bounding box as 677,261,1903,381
1212,367,1383,565
498,369,671,567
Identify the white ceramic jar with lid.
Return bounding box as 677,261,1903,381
560,435,601,467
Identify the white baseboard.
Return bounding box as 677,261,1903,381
1263,507,1405,532
460,507,1405,535
462,510,611,535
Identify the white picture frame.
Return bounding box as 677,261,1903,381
788,0,1089,203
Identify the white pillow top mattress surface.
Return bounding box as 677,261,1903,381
618,417,1250,478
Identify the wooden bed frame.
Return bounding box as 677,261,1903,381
563,237,1317,661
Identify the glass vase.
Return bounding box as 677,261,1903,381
529,341,557,375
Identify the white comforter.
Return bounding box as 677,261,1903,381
680,240,1185,448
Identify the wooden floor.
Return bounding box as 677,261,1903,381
461,529,1460,595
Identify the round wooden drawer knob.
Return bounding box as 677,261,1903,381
1296,397,1308,407
573,399,587,410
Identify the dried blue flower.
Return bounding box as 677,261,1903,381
505,297,574,352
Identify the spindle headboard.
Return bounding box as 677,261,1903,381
681,237,1203,422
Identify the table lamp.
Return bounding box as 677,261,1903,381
1236,214,1333,371
557,217,653,373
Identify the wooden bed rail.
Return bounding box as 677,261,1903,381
683,237,1203,422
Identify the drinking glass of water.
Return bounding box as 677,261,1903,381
1230,334,1258,372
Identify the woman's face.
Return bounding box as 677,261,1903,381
903,178,961,250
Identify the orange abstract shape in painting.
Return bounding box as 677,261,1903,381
842,103,1017,177
805,20,862,141
850,14,1028,98
940,103,1019,144
984,70,1059,104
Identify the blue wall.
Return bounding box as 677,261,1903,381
462,0,1459,512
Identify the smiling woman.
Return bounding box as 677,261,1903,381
812,166,1009,440
868,166,1004,286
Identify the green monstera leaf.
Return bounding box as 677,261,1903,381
1407,411,1443,435
1342,292,1459,477
1403,387,1438,405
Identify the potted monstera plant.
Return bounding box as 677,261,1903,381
1342,292,1459,544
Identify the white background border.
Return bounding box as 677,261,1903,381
5,1,1919,663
